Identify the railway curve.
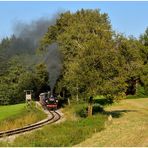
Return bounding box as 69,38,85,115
0,110,61,138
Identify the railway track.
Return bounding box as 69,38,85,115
0,110,61,138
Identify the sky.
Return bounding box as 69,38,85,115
1,1,148,40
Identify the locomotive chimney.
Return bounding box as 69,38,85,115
47,91,50,98
50,89,53,97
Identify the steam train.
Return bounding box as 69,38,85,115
39,92,58,110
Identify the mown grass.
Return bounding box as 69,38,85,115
76,98,148,147
126,95,148,99
0,103,47,131
0,103,107,147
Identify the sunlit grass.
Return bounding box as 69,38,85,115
76,98,148,147
0,103,47,131
9,114,106,147
0,103,25,121
0,102,107,147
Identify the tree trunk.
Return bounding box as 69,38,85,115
67,98,70,105
88,96,93,116
76,83,79,101
88,104,93,117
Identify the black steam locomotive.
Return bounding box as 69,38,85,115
39,92,58,110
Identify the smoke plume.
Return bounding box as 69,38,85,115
44,43,62,93
0,15,58,57
13,17,57,50
0,15,58,72
0,13,63,92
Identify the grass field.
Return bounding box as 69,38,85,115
1,98,147,146
0,103,47,131
76,98,148,147
0,103,107,147
0,103,25,121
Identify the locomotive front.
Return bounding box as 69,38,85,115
39,92,58,110
46,95,58,110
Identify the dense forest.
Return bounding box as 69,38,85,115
0,9,147,105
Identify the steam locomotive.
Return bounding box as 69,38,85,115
39,92,58,110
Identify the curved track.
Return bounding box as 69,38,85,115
0,110,61,138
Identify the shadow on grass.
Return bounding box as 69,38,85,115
104,109,137,118
93,98,138,118
94,98,113,106
92,104,104,114
77,106,137,118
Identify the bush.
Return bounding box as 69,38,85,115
92,104,104,114
136,84,147,97
76,103,104,118
76,106,87,118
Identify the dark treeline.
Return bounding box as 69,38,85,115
0,17,56,104
0,9,147,105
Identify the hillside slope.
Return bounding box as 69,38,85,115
76,98,148,147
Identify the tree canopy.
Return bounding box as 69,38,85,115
41,9,146,101
0,9,147,105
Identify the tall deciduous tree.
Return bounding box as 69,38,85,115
41,9,129,101
139,28,148,95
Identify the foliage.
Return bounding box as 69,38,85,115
0,54,49,105
0,57,25,104
136,84,147,97
17,63,50,99
0,9,148,105
41,9,131,101
139,28,148,93
76,103,104,118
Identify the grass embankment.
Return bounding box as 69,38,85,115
0,103,107,147
0,103,47,131
76,98,148,147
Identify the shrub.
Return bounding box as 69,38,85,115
136,84,147,97
92,104,104,114
76,105,87,118
76,103,104,118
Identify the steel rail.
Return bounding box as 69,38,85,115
0,110,61,138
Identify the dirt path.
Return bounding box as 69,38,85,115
76,98,148,147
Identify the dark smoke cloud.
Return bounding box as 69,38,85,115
0,13,63,91
0,14,58,71
11,16,57,68
0,14,58,58
13,17,57,50
44,43,62,93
